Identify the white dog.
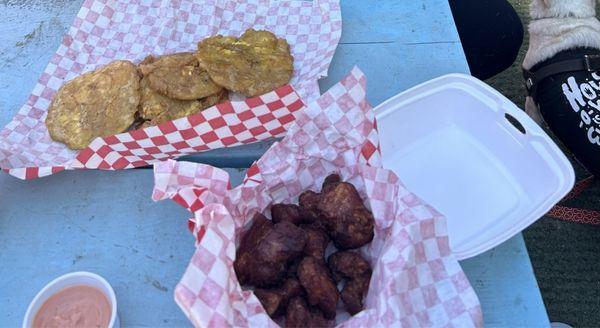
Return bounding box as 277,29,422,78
524,0,600,124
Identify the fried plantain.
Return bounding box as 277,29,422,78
138,77,227,127
139,52,223,100
197,29,293,97
46,60,141,150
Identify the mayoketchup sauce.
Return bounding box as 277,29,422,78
32,285,111,328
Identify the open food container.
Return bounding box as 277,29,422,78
374,73,575,260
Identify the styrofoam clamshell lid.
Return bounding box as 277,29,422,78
374,74,574,260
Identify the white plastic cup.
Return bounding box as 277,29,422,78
22,271,119,328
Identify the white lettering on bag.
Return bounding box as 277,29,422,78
582,109,592,125
562,77,586,112
588,127,600,145
589,81,600,91
561,74,600,146
581,83,597,99
589,99,600,110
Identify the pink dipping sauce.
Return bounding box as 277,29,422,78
32,285,111,328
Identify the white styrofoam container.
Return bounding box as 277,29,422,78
374,74,575,260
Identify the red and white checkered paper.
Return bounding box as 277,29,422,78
0,0,341,180
153,68,483,327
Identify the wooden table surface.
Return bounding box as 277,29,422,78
0,1,550,327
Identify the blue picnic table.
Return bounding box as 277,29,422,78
0,1,550,327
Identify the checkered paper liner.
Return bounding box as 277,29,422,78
153,68,483,327
0,0,342,180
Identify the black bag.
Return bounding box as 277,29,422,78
524,47,600,176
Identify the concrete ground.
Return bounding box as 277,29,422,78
491,1,600,326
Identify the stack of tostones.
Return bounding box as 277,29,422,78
46,29,293,150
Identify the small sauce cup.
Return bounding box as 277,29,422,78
22,271,119,328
